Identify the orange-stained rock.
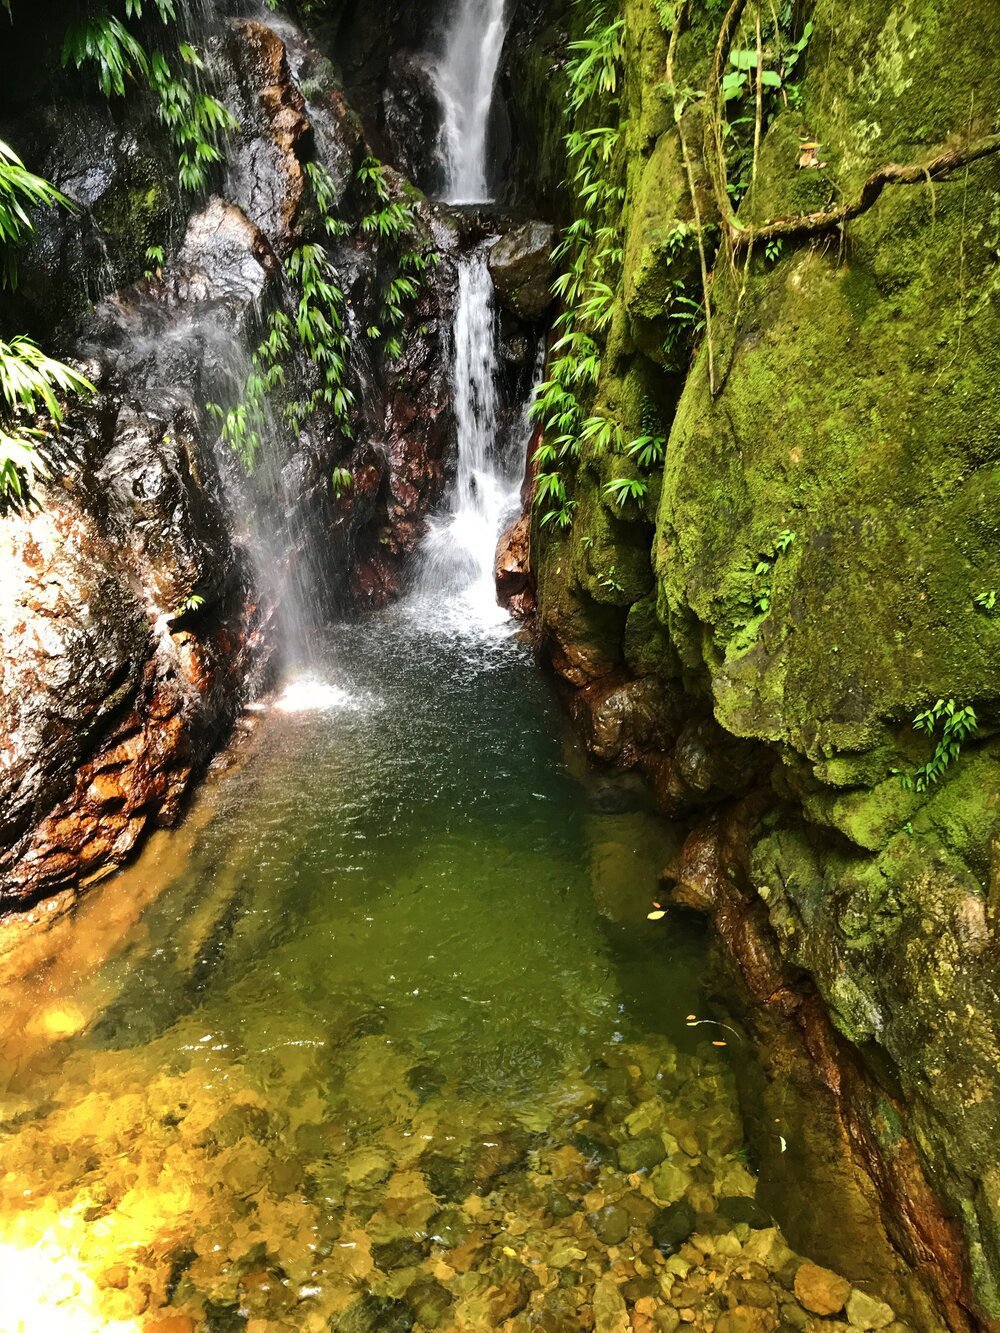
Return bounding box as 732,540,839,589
794,1262,850,1316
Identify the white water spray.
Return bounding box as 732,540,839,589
433,0,510,204
413,254,521,631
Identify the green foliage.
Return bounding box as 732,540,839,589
662,281,706,360
62,16,149,98
62,15,238,192
974,589,997,614
719,7,815,209
0,337,94,500
531,2,627,531
331,466,352,499
899,699,978,792
625,433,666,469
175,592,204,615
774,528,796,553
603,476,648,509
150,45,238,192
0,139,71,288
751,532,796,614
208,155,435,472
355,157,437,363
144,244,165,278
600,564,625,593
566,14,625,111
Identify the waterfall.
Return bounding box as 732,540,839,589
413,253,521,631
407,0,524,634
432,0,510,204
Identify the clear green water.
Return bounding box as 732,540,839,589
0,611,754,1331
83,610,707,1088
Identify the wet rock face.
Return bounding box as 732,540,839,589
0,7,479,902
496,512,535,619
487,220,556,320
0,422,255,909
224,20,312,256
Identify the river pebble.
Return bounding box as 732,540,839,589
0,1025,910,1332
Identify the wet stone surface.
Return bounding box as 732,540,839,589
0,1025,910,1332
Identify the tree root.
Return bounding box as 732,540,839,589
726,133,1000,253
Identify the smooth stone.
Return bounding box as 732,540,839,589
717,1195,772,1229
650,1160,689,1204
404,1277,454,1330
406,1063,445,1103
371,1236,427,1271
572,1131,618,1167
650,1200,696,1255
617,1133,667,1173
345,1148,393,1188
715,1309,774,1333
846,1288,895,1329
486,220,556,320
793,1262,851,1316
587,1203,630,1246
546,1187,577,1218
622,1275,662,1301
331,1293,415,1332
427,1207,469,1247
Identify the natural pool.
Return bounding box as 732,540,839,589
0,610,903,1332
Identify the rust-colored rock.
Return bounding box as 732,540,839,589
794,1261,851,1315
495,512,535,619
227,21,312,254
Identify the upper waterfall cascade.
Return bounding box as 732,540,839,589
432,0,510,205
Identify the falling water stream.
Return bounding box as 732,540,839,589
0,2,902,1329
433,0,510,205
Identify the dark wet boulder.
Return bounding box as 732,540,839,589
382,52,442,191
487,221,556,320
718,1195,772,1229
650,1200,696,1255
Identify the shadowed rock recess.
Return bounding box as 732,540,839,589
0,0,998,1329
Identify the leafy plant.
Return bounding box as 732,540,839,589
603,476,648,509
0,337,94,500
62,16,150,98
530,3,627,530
0,139,72,287
900,699,978,792
175,592,204,615
331,466,353,499
62,15,238,192
600,564,625,594
774,528,796,553
144,244,165,278
974,589,997,614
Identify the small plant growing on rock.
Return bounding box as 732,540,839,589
974,589,997,614
600,565,625,594
899,699,978,792
331,467,352,499
603,476,648,509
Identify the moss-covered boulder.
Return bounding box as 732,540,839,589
526,0,1000,1316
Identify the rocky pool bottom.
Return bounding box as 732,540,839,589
0,611,910,1332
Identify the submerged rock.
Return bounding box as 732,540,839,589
332,1294,414,1332
650,1200,696,1255
794,1262,851,1317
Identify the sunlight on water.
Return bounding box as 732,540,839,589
273,678,369,714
